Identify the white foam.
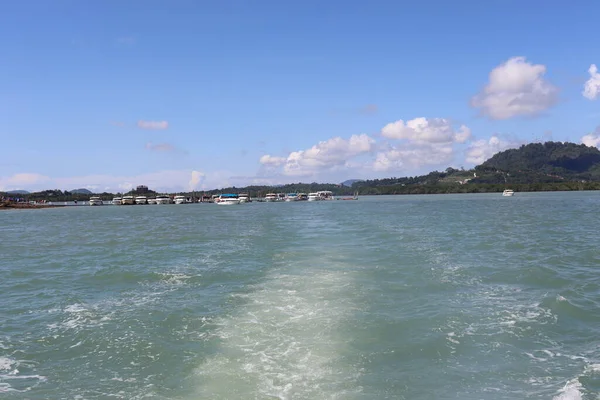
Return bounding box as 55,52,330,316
191,259,362,399
0,357,15,371
553,379,583,400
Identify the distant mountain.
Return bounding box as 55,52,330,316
71,188,93,194
474,142,600,183
6,190,30,194
341,179,364,187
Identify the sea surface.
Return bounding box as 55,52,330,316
1,192,600,399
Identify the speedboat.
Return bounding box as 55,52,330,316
502,189,515,197
265,193,278,202
238,193,250,203
135,196,148,205
174,195,187,204
122,195,135,205
215,194,241,205
112,197,122,205
155,195,172,204
89,196,103,206
308,192,321,201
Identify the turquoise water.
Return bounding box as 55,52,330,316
1,192,600,399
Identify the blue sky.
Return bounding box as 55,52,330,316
1,0,600,192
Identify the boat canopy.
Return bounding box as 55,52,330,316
220,194,239,197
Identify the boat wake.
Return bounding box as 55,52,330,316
189,253,363,399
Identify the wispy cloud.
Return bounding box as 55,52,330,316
329,104,379,117
358,104,378,115
138,120,169,130
145,142,176,152
116,36,136,46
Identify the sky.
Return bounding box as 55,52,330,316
1,0,600,193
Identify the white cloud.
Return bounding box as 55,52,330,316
0,173,51,191
583,64,600,100
137,120,169,130
372,144,455,172
465,136,520,164
471,56,558,120
188,170,205,191
260,134,375,177
581,127,600,148
259,155,286,167
381,117,471,144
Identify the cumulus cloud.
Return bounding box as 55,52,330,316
260,134,375,177
465,136,520,164
583,64,600,100
372,144,455,172
471,57,558,120
188,170,205,191
259,155,286,167
581,127,600,148
137,120,169,130
381,117,471,144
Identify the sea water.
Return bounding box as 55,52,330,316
1,192,599,399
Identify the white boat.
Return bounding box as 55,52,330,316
122,195,135,205
174,195,187,204
308,192,321,201
155,195,172,204
135,196,148,205
297,193,308,201
112,197,122,205
285,193,298,202
318,190,335,200
264,193,278,202
147,198,157,205
89,196,103,206
238,193,250,203
215,194,241,205
502,189,515,197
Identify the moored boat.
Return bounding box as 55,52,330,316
502,189,515,197
264,193,278,202
89,196,103,206
285,193,298,202
122,195,135,205
155,195,172,204
174,195,187,204
318,190,335,200
308,192,321,201
135,196,148,205
112,197,122,205
215,194,241,205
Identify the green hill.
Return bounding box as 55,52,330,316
473,142,600,184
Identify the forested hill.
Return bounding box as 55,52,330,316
474,142,600,183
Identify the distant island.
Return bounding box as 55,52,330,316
3,141,600,202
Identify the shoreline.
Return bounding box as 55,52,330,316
0,202,65,210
